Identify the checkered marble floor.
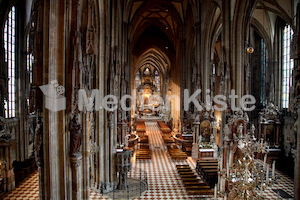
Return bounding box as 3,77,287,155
3,172,39,200
256,159,294,200
3,122,295,200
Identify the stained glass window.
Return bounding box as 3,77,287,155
27,35,33,84
135,71,140,89
260,39,267,105
154,70,160,92
4,6,16,118
27,35,34,110
282,24,294,108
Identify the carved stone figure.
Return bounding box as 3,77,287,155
250,124,255,136
237,123,243,138
210,133,215,144
69,114,82,155
198,135,203,145
259,103,281,123
86,26,97,54
34,116,43,158
224,124,231,140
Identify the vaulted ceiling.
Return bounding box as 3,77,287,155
127,0,190,44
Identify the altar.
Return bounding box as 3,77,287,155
199,149,214,158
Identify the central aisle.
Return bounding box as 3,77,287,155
129,121,200,200
3,121,294,199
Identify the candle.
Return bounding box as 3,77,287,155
220,157,223,170
229,153,232,167
220,179,223,191
272,160,276,178
214,185,217,199
227,162,230,178
266,165,269,183
263,154,267,169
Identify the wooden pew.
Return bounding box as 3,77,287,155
196,159,218,187
176,164,214,197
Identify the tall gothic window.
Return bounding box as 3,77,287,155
4,6,16,118
27,35,33,109
27,36,33,84
282,24,294,108
154,70,160,92
260,39,268,105
135,71,140,89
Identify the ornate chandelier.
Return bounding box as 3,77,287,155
220,128,279,200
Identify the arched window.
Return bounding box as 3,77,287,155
144,67,151,76
4,6,16,118
260,38,268,105
154,70,160,91
135,71,140,88
282,24,294,108
27,34,34,110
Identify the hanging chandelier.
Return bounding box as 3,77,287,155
219,131,279,200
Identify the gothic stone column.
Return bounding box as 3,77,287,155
70,155,83,200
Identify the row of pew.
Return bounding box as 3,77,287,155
196,158,218,187
158,121,188,160
166,144,188,160
157,121,172,134
136,121,146,136
161,134,175,144
136,135,151,160
176,164,214,196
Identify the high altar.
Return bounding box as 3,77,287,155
135,67,161,118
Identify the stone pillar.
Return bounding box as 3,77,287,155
293,4,300,199
36,157,45,199
222,138,232,193
121,122,127,145
192,122,200,159
70,155,83,200
294,108,300,199
42,0,68,199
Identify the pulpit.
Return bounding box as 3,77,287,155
116,150,133,190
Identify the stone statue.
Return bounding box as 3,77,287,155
250,124,255,136
224,124,231,140
125,134,130,147
233,133,238,141
34,116,43,158
198,134,203,145
237,123,243,138
210,133,215,144
69,114,82,155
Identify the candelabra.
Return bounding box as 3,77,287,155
219,132,279,200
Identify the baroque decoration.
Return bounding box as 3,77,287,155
221,126,276,200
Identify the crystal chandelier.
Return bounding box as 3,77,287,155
220,129,279,200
